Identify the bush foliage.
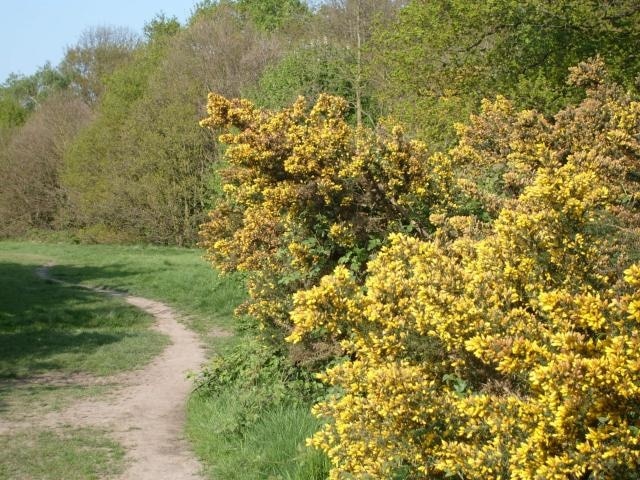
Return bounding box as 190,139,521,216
200,60,640,478
199,91,456,356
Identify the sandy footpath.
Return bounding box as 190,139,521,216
1,266,208,480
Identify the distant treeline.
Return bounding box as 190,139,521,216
1,0,638,245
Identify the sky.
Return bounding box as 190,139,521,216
0,0,200,81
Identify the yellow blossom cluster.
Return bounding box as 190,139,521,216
199,92,455,342
453,57,640,222
197,60,640,477
289,62,640,478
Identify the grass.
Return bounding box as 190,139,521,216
0,241,245,343
0,427,125,480
0,383,113,420
0,240,328,479
188,393,328,480
0,257,169,379
186,335,329,480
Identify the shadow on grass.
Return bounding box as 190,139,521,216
50,263,162,293
0,261,150,379
0,331,126,375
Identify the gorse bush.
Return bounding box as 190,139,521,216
290,61,640,479
201,59,640,479
199,92,456,358
451,58,640,225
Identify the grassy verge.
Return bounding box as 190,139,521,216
188,394,328,480
187,335,329,480
0,427,125,480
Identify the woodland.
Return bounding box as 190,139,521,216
1,0,640,478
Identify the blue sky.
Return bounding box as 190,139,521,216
0,0,200,81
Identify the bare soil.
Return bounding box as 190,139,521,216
0,267,209,479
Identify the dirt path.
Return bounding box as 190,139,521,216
6,266,207,479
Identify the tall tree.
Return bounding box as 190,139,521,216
60,26,140,104
0,92,92,235
61,21,172,241
247,43,356,112
310,0,404,127
369,0,640,144
0,63,69,130
191,0,308,31
62,4,281,244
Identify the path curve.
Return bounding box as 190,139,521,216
27,266,207,480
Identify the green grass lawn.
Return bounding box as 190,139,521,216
0,250,169,380
0,382,114,422
0,241,245,341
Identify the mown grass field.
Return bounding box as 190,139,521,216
0,260,168,380
0,240,326,479
0,242,176,478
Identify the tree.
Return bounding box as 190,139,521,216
143,13,182,43
369,0,640,145
311,0,404,127
118,6,281,245
190,0,308,31
61,35,162,242
60,26,140,104
247,43,356,112
0,92,92,236
62,4,281,244
0,63,69,130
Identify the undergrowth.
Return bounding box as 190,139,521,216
188,324,329,480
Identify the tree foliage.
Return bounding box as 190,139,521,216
191,0,308,31
60,26,140,104
247,44,356,112
0,64,69,131
61,37,162,242
62,5,281,244
0,92,92,235
369,0,640,145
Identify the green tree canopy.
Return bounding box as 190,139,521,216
369,0,640,145
190,0,308,30
60,26,140,104
0,63,69,130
